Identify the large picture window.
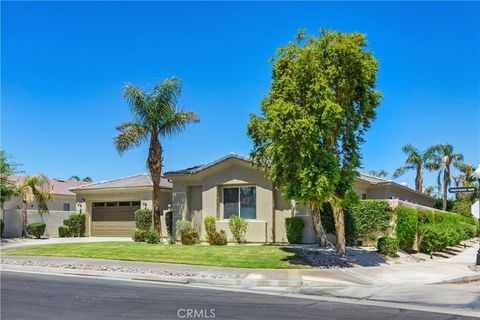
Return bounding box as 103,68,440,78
223,186,256,219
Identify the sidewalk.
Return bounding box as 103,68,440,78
0,237,132,250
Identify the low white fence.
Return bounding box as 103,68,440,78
1,210,77,238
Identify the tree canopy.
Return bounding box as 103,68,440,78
247,29,382,256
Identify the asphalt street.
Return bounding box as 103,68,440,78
0,271,476,320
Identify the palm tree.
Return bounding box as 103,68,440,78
114,78,199,238
424,186,438,197
368,169,388,178
455,163,476,187
69,175,93,182
429,144,463,211
15,174,52,237
393,144,436,192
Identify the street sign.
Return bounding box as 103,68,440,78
448,187,477,193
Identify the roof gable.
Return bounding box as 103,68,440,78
70,173,172,191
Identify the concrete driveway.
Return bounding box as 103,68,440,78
0,237,132,250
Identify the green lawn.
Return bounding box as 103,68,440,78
2,242,308,269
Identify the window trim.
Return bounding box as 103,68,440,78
222,185,257,220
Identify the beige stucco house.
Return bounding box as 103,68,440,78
71,174,172,236
2,176,87,237
164,153,436,243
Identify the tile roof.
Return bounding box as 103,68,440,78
164,153,250,176
70,173,172,191
9,175,88,196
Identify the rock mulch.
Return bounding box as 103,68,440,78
300,248,353,268
0,258,225,279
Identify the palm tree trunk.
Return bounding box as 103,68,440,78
328,196,346,258
443,166,449,211
415,165,423,192
21,201,27,237
148,134,163,240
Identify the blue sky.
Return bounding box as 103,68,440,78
2,1,479,190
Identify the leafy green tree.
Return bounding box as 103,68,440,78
247,29,382,257
455,163,477,187
429,144,463,211
0,150,19,212
393,144,437,192
114,78,199,238
15,174,53,237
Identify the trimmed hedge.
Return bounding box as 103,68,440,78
208,230,228,245
0,219,4,236
395,207,418,251
134,209,152,231
64,213,86,237
58,225,71,237
165,210,173,238
377,237,398,257
26,222,46,239
285,217,304,244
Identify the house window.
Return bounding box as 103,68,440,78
362,194,367,200
223,186,256,219
63,203,70,211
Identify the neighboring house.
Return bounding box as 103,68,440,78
70,174,172,236
164,153,437,243
2,176,87,237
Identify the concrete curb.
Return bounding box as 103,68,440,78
435,273,480,285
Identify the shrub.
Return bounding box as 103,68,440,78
0,219,4,236
26,222,46,239
395,207,418,251
285,217,304,244
132,229,147,242
165,210,174,238
459,222,477,239
134,209,152,231
417,209,435,226
64,213,86,237
419,224,448,252
181,228,200,245
377,237,399,257
204,216,217,240
209,230,228,245
58,225,71,237
144,230,161,244
176,220,192,239
228,214,248,243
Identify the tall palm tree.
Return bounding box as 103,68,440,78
424,186,438,198
114,78,199,238
429,144,463,211
15,174,52,237
455,163,476,187
393,144,436,192
368,169,388,178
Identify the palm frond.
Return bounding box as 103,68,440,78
123,84,149,125
69,175,80,181
159,110,200,138
392,165,414,178
114,122,149,155
82,177,92,182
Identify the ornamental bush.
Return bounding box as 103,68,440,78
181,228,200,245
395,207,418,251
58,225,71,237
26,222,46,239
208,230,228,245
64,213,86,237
285,217,304,244
377,237,399,257
134,209,152,231
176,220,192,239
204,216,216,240
459,222,477,239
419,224,448,252
144,230,161,244
228,214,248,244
0,219,4,236
132,229,147,242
